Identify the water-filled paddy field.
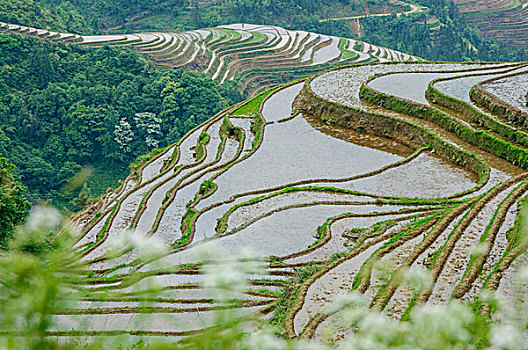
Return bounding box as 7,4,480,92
57,62,528,342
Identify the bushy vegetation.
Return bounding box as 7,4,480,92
2,0,527,63
0,155,30,247
0,33,242,209
0,0,90,33
0,0,186,34
0,0,353,35
38,0,187,33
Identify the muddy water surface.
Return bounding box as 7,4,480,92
483,67,528,113
294,241,385,334
311,63,498,108
369,72,460,104
367,66,512,106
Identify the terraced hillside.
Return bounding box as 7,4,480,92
454,0,528,48
0,22,418,96
34,61,528,343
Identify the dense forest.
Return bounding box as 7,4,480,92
0,0,356,35
0,33,242,210
0,0,90,33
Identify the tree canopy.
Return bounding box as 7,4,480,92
0,34,242,210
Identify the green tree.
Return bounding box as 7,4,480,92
133,112,162,152
0,154,31,247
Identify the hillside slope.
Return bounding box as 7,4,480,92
0,22,419,97
454,0,528,48
0,32,242,209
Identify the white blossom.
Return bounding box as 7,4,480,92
25,206,61,231
245,329,288,350
401,266,433,291
134,112,162,150
114,118,134,153
108,229,167,261
490,325,524,350
325,292,367,315
470,242,490,259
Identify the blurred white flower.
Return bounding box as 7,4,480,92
470,242,489,259
480,289,509,316
198,243,263,302
410,301,473,347
129,231,167,260
245,329,288,350
373,260,397,282
325,292,367,315
339,308,371,328
358,313,398,345
25,206,61,231
293,341,327,350
203,261,250,302
514,266,528,285
490,325,524,350
401,267,433,291
193,241,225,262
108,230,167,261
339,335,388,350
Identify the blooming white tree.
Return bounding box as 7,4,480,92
134,112,162,151
113,117,134,154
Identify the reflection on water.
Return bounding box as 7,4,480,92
200,114,403,208
76,63,528,338
261,82,304,122
368,72,457,105
347,153,476,198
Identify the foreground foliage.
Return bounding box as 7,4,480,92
0,207,527,349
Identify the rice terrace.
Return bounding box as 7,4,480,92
1,0,528,348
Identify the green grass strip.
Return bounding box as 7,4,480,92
338,37,359,61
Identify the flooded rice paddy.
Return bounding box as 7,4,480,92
61,62,528,341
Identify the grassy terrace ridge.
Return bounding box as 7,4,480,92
338,37,359,61
287,211,447,338
469,69,528,129
360,71,528,169
426,65,528,150
73,107,231,258
480,192,528,294
452,180,528,299
214,184,464,237
231,89,275,116
275,62,528,337
295,69,491,192
85,82,268,262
